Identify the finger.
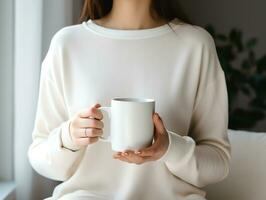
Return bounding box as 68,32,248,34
73,128,103,138
113,151,122,157
121,151,146,165
93,103,101,108
135,143,158,157
79,105,103,119
114,154,132,163
76,118,104,129
75,137,99,146
153,113,166,135
112,152,122,159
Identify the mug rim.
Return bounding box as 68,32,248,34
112,97,155,103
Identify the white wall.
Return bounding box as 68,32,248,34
42,0,83,58
14,1,44,199
42,0,74,59
0,0,14,182
14,0,78,199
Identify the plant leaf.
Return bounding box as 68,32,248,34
248,50,256,64
246,38,258,49
217,34,227,42
257,55,266,73
205,25,216,38
233,108,265,122
250,98,266,109
229,29,243,52
241,59,250,69
241,85,251,96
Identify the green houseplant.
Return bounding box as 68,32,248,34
205,25,266,130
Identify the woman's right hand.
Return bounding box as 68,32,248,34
69,103,104,148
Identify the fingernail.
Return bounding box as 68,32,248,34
135,151,141,154
123,152,128,156
95,103,101,108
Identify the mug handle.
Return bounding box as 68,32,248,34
98,107,111,142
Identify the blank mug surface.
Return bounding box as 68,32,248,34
112,98,155,151
100,98,155,151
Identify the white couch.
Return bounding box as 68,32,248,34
204,129,266,200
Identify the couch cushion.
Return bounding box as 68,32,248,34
204,129,266,200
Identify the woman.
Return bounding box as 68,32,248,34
28,0,231,199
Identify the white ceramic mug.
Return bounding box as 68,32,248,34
99,98,155,151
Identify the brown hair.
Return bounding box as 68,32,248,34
78,0,191,25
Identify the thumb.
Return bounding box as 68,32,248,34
93,103,101,108
79,103,101,118
153,113,166,135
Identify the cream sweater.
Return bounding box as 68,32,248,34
28,18,231,200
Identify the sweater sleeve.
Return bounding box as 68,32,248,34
28,32,85,181
158,31,231,188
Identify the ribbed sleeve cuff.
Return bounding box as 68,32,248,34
157,130,195,164
60,120,82,151
30,121,86,180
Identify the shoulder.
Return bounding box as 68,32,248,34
171,19,216,50
49,24,85,49
172,19,224,79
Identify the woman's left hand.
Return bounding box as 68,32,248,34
113,113,169,164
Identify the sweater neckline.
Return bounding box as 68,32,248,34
82,18,180,40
